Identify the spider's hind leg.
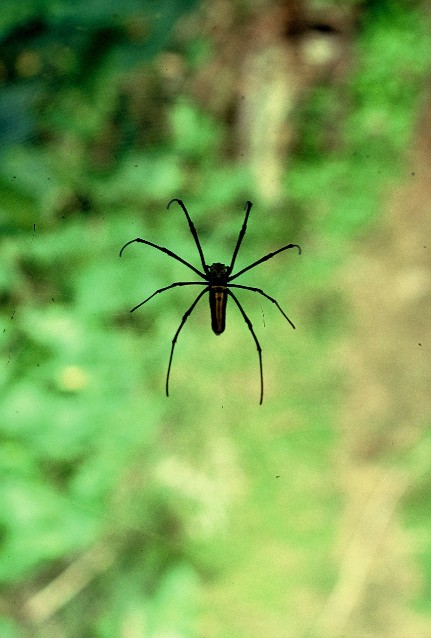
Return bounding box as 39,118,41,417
165,287,209,397
227,290,264,405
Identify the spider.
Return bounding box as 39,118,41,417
120,199,301,404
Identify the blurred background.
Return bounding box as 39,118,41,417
1,0,431,636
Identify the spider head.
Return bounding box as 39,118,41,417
208,262,230,282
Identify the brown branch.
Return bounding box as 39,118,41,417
23,543,116,624
308,467,408,638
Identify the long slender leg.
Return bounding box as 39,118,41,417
227,290,264,405
120,238,206,279
167,199,208,275
130,281,207,313
229,243,301,282
228,284,296,329
229,201,253,274
166,287,209,397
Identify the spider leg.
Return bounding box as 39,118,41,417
227,290,264,405
228,284,296,329
120,238,206,279
167,199,208,275
166,287,209,397
229,201,253,274
228,243,301,281
130,281,207,313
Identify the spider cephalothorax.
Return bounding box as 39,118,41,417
208,262,230,280
120,199,301,404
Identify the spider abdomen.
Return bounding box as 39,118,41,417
209,286,227,335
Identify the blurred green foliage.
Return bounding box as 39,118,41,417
0,0,430,636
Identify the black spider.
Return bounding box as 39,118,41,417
120,199,301,404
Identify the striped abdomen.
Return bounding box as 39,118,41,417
209,286,227,335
